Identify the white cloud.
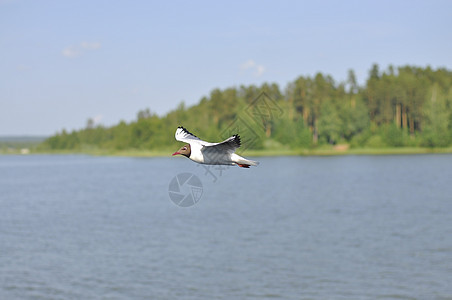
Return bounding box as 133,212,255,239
81,41,101,50
240,59,256,70
255,65,265,77
62,46,81,58
17,64,31,71
62,41,101,58
240,59,265,77
93,114,103,124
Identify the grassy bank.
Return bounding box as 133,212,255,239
8,145,451,157
245,147,452,157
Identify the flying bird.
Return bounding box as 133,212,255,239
172,126,259,168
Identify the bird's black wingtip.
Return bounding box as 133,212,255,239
177,126,199,138
232,134,241,147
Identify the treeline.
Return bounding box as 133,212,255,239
41,64,452,151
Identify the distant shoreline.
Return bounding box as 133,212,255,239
3,147,452,157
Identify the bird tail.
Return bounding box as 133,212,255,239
232,154,259,167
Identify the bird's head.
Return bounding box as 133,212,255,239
172,144,191,158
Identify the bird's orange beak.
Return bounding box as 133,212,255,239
172,151,180,156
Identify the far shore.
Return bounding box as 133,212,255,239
2,146,452,157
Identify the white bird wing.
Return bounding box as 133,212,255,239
175,126,241,153
175,126,213,146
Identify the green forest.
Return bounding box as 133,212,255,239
40,64,452,154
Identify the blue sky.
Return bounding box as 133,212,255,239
1,0,451,135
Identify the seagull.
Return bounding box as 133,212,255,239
172,126,259,168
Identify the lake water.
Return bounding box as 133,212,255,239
0,154,451,299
